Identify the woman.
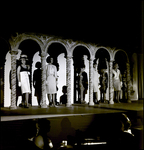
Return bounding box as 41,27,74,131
78,65,88,103
33,62,41,107
99,69,108,103
17,54,31,108
93,61,100,104
113,63,122,103
46,56,58,107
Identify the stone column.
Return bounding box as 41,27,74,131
126,62,131,103
40,51,47,108
10,49,17,109
66,56,72,107
89,58,94,106
109,61,114,104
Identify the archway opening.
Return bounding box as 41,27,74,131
95,48,111,101
95,48,110,72
47,43,67,104
114,50,128,102
73,45,90,104
17,39,41,106
0,38,10,107
114,51,127,74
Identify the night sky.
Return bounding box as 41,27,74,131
0,1,143,54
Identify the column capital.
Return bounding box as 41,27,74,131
67,55,73,59
10,49,18,55
41,51,47,57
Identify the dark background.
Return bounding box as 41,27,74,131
0,1,143,54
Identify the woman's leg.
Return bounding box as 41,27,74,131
25,93,29,107
48,94,51,106
52,94,56,106
95,92,99,104
117,91,120,103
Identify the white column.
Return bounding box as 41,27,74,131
10,49,17,109
109,61,114,104
40,51,47,108
66,56,72,107
89,58,94,106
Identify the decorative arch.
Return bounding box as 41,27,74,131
113,49,129,63
45,38,69,55
95,46,112,61
10,33,43,51
71,43,93,59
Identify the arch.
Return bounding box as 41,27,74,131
45,38,69,55
114,49,129,75
18,39,41,62
72,43,92,59
12,34,43,51
95,46,112,61
113,49,129,62
72,45,91,104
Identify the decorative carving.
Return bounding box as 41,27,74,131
66,56,72,107
126,62,131,103
40,51,47,108
109,61,114,104
10,50,17,109
66,39,76,49
89,59,94,106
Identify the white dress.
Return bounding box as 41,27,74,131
46,64,57,94
19,66,31,94
113,69,121,91
93,68,100,92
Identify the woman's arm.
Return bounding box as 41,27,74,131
17,66,21,82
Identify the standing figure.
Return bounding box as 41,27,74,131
33,62,41,107
17,54,31,108
93,60,100,104
60,85,67,105
46,56,58,107
113,63,122,103
99,69,108,103
78,65,88,103
122,70,127,102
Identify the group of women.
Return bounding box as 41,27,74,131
17,54,57,108
17,54,122,108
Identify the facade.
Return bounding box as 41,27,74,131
1,33,134,109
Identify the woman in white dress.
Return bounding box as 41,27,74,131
46,56,58,107
17,54,31,108
93,62,100,104
113,63,122,103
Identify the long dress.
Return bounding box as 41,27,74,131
19,65,31,94
113,69,121,91
46,64,57,94
93,68,100,92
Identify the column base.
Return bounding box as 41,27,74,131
41,103,47,108
89,101,95,106
109,100,114,104
66,103,72,107
127,99,131,103
9,105,17,110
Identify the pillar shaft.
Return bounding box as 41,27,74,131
109,61,114,104
126,62,131,103
89,59,94,106
10,50,17,109
66,56,72,107
40,51,47,108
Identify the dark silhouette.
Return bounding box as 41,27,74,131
33,62,41,107
60,86,67,105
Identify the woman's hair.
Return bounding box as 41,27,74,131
46,56,53,63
